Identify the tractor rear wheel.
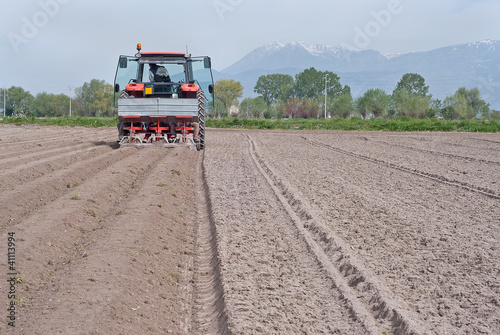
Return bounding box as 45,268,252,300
197,90,206,151
119,90,129,99
117,122,124,142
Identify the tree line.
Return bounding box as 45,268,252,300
0,79,114,117
213,69,500,120
2,71,498,121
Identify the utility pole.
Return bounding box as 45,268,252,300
324,74,329,119
3,85,6,117
68,86,72,116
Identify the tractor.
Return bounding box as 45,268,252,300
114,44,214,150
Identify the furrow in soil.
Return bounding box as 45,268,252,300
305,137,500,199
191,151,231,334
4,146,199,334
247,134,427,335
252,130,500,335
203,130,368,334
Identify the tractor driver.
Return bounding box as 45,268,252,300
149,63,171,82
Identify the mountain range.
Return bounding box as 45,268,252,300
213,40,500,110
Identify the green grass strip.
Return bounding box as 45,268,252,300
1,116,498,132
206,117,500,133
0,116,118,128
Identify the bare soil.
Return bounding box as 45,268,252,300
1,125,499,334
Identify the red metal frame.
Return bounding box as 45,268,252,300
122,116,195,144
148,117,170,140
174,117,194,143
122,116,142,143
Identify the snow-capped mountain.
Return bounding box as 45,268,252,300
222,41,386,75
216,40,500,109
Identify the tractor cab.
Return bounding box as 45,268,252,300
114,44,214,150
114,45,214,105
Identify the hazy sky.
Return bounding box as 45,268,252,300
1,0,499,96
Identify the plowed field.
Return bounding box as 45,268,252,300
1,124,499,334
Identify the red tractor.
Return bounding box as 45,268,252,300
114,44,214,150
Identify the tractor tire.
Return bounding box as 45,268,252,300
117,122,124,142
119,90,129,99
197,90,206,151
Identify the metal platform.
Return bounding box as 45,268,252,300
118,98,198,117
119,136,197,151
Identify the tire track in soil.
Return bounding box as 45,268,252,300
204,131,367,334
404,135,500,152
304,137,500,200
253,131,500,335
471,137,500,146
370,139,500,166
8,147,200,335
191,152,230,334
0,125,224,335
246,135,426,335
